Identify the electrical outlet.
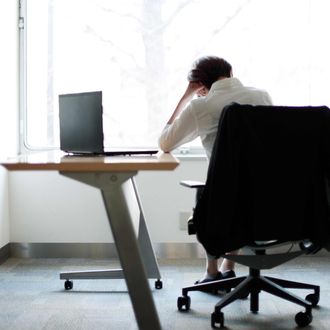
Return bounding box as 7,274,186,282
179,211,191,230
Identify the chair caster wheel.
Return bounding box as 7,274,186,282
155,279,163,289
295,311,313,327
64,280,73,290
211,311,224,328
305,293,319,307
177,295,191,311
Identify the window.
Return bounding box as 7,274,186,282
21,0,330,151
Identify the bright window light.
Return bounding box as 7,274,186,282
23,0,330,150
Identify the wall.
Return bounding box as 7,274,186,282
9,158,207,243
0,0,18,249
0,168,10,249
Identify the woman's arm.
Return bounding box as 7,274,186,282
166,81,205,125
159,82,205,152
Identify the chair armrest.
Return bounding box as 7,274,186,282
180,180,205,188
180,180,205,235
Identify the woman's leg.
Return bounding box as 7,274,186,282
196,250,239,284
219,250,239,273
195,254,220,284
206,256,219,276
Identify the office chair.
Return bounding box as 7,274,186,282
177,103,330,328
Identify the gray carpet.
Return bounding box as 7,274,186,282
0,257,330,329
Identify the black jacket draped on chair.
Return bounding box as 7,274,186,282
193,103,330,257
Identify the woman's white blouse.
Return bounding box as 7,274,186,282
158,77,273,159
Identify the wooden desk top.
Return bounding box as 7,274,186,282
1,151,179,172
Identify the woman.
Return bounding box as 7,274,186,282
159,56,272,284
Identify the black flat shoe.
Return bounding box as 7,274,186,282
194,270,236,285
194,270,237,295
221,270,236,280
194,271,223,285
216,270,237,295
194,270,237,294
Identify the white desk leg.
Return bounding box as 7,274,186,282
132,177,162,283
59,171,161,330
59,177,161,283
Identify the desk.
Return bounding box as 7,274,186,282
1,151,179,330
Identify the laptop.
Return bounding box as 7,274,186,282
59,91,158,156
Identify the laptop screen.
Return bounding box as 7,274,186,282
59,91,104,154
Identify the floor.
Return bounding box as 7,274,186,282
0,256,329,329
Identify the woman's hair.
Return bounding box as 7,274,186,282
187,56,232,90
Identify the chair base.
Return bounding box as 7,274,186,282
178,267,319,328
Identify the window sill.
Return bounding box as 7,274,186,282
173,152,207,161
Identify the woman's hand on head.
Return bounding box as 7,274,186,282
165,81,208,125
184,81,206,98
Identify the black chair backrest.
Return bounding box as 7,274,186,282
193,103,330,257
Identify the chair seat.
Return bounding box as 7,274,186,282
223,250,304,269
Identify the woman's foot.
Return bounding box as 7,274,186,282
221,269,236,279
194,271,222,285
194,270,236,285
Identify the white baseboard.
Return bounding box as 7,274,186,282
8,242,206,259
0,242,328,264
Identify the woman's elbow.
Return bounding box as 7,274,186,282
158,140,171,153
158,135,176,153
